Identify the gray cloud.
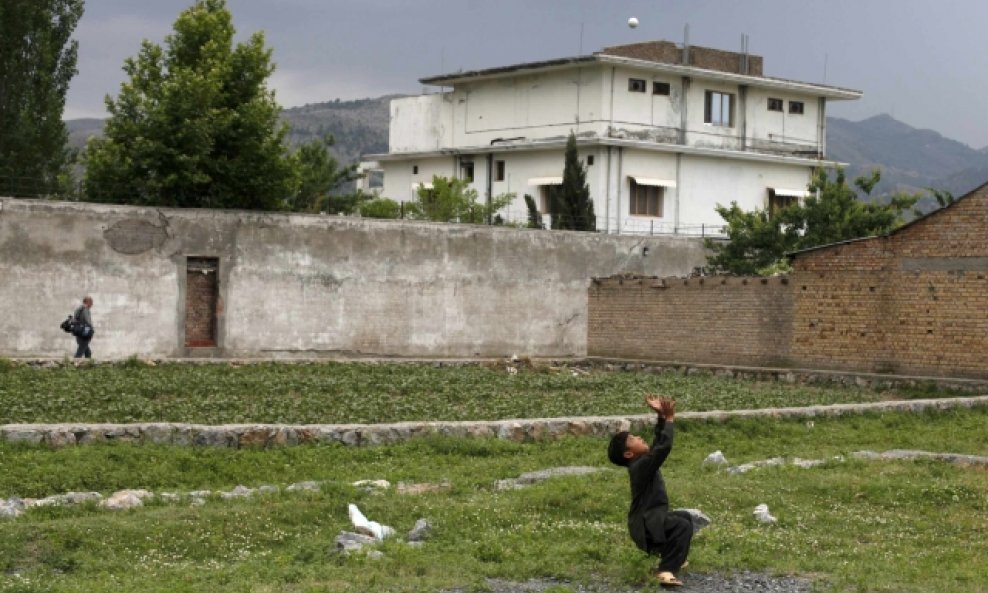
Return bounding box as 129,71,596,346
65,0,988,148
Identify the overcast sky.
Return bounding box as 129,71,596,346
65,0,988,149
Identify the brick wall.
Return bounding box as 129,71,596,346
599,41,764,76
590,184,988,379
792,185,988,378
588,275,792,366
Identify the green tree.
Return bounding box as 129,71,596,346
551,132,596,231
0,0,83,198
289,135,360,212
524,194,543,229
706,168,920,275
408,175,514,224
83,0,295,209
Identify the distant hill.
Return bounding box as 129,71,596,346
65,95,395,166
66,99,988,204
826,113,988,199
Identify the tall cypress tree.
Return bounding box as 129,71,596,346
551,131,595,231
0,0,84,198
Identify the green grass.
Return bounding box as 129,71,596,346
0,361,973,425
2,408,987,593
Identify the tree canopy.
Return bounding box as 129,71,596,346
705,168,922,275
408,176,514,224
82,0,296,209
550,132,596,231
0,0,83,198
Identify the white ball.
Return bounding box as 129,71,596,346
628,17,639,29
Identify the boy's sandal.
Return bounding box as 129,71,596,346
655,571,683,587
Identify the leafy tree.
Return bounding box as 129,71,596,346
0,0,83,198
408,175,514,224
83,0,295,209
706,168,920,275
289,135,360,212
524,194,543,229
359,197,402,219
551,132,596,231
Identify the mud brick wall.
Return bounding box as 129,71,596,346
792,186,988,378
588,275,792,366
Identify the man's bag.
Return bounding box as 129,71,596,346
59,315,74,333
72,323,94,339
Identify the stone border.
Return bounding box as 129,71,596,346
3,395,987,449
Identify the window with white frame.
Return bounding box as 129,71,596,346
704,90,734,127
789,100,805,115
768,97,784,112
629,180,664,217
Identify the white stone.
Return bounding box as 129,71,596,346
102,489,153,510
348,503,395,540
753,503,777,524
703,450,728,465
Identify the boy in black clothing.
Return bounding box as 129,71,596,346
608,396,692,587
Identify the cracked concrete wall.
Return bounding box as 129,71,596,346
0,198,707,359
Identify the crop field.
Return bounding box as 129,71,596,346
0,359,971,425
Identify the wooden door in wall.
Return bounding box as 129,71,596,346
185,257,218,347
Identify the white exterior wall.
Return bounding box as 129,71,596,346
389,95,453,153
677,156,813,228
381,156,455,204
607,66,682,141
744,88,820,153
685,79,743,150
452,68,606,147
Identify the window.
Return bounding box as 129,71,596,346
460,162,474,182
412,165,418,174
629,180,664,217
789,101,804,115
653,81,670,96
628,78,646,93
704,91,734,127
495,160,505,181
587,155,594,166
767,189,805,218
768,98,784,112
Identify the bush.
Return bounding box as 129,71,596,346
360,197,402,219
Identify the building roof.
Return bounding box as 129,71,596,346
419,40,862,100
786,181,988,258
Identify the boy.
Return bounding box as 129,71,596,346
608,395,692,587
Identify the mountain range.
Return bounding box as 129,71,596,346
67,98,988,201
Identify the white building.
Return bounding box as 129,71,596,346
360,40,861,235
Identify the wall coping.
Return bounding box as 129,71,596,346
4,395,986,449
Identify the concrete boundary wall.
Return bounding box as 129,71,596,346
4,395,986,450
0,198,707,359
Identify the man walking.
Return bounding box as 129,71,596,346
73,296,95,359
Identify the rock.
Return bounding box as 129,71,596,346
727,457,785,475
0,497,25,518
407,518,432,542
257,485,279,494
31,491,102,507
396,482,451,495
753,503,777,524
353,479,391,493
792,457,826,468
674,508,711,534
366,550,384,560
220,485,256,499
286,481,321,492
102,489,153,510
494,466,604,490
335,531,377,554
703,450,728,465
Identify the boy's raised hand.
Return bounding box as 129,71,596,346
661,397,676,421
645,394,665,415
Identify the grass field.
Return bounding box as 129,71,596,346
0,359,974,425
2,361,985,592
2,405,987,593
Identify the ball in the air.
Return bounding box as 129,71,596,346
628,17,639,29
